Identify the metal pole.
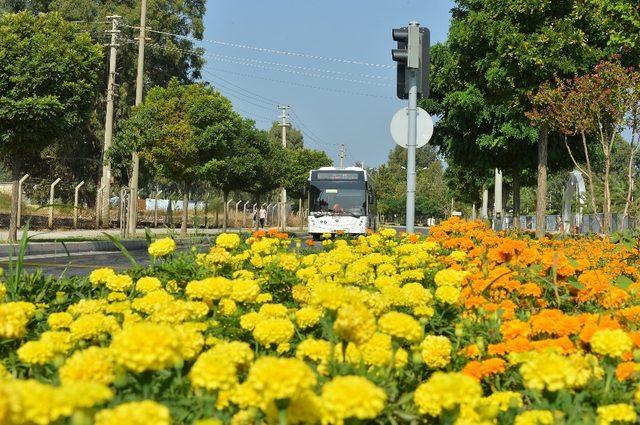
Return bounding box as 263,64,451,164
154,189,162,228
17,174,29,228
299,198,303,231
243,201,249,229
481,187,489,219
48,178,61,229
405,30,419,233
494,169,503,230
279,106,289,231
73,181,85,228
8,180,18,243
339,144,345,168
235,200,242,229
128,0,146,237
225,199,233,230
96,185,104,229
101,16,120,227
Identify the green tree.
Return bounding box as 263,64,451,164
282,148,332,199
430,0,639,236
0,12,102,178
115,80,239,234
268,122,304,149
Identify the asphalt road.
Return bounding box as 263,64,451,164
0,249,156,278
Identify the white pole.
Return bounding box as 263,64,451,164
73,181,85,228
48,178,61,229
235,200,242,229
405,21,420,234
96,185,104,229
154,189,162,228
243,201,250,229
225,198,233,230
17,174,29,228
279,105,289,231
494,169,503,230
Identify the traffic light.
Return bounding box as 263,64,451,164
391,25,430,100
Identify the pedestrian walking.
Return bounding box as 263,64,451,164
259,205,267,228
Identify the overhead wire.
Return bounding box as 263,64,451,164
125,25,395,69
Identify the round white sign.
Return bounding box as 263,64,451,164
390,107,434,148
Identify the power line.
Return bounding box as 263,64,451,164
134,39,393,88
128,26,394,69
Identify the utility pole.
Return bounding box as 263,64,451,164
338,144,345,168
494,168,503,230
128,0,147,236
278,105,289,231
101,15,120,228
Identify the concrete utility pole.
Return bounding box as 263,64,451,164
481,187,489,219
278,105,289,231
128,0,147,236
405,21,420,234
17,174,29,228
338,144,345,168
101,15,120,227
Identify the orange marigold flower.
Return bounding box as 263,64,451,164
519,283,542,298
616,362,638,381
500,320,531,340
462,358,506,380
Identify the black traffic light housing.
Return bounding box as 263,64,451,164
391,26,430,100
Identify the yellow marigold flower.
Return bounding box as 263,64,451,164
413,372,482,416
148,237,176,257
597,404,637,425
109,323,181,372
356,333,395,367
17,341,56,365
448,250,467,262
244,357,316,404
40,331,72,353
0,302,34,339
94,400,171,425
434,268,466,287
378,311,424,343
186,277,231,301
240,312,261,331
259,303,289,318
310,283,347,310
216,233,241,250
136,276,162,293
66,299,107,316
0,282,6,300
189,350,239,391
420,335,452,368
295,306,323,329
230,279,260,303
107,292,127,302
59,347,115,385
105,274,133,292
515,350,601,392
333,303,376,345
483,391,523,412
218,298,237,316
279,253,300,271
321,375,386,423
435,285,460,304
514,410,554,425
380,228,397,238
256,293,273,303
131,290,174,314
174,324,205,360
89,267,116,286
401,282,433,307
590,329,633,358
296,338,331,365
70,313,119,341
253,318,294,347
47,312,73,330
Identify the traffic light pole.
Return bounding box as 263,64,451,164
406,67,418,234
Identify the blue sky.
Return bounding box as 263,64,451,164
198,0,455,166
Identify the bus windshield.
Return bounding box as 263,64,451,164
309,181,366,216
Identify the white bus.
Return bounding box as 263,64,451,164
306,167,376,240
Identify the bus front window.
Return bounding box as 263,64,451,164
310,187,366,216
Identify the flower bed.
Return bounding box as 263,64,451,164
1,219,640,424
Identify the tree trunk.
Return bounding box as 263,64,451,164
513,164,521,230
181,183,189,235
223,191,229,231
603,148,612,234
167,193,173,227
535,127,549,239
10,154,24,180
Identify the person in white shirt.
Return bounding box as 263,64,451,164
259,206,267,228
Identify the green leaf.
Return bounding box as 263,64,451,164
103,232,139,268
614,275,634,290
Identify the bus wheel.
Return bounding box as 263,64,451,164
311,233,321,241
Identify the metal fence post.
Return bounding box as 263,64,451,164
120,188,127,238
73,181,85,228
8,180,19,243
48,178,61,229
17,174,29,228
243,201,249,229
235,200,242,229
96,185,104,229
154,189,162,228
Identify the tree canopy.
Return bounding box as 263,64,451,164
0,12,102,178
